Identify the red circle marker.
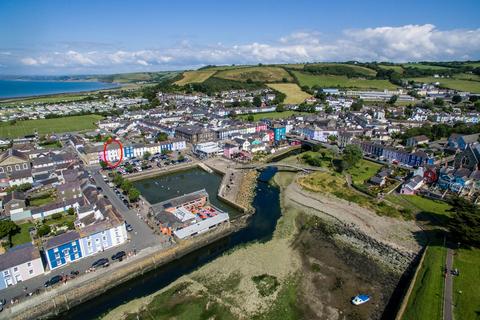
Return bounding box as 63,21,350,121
103,138,123,169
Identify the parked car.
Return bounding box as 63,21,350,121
112,251,126,261
91,258,109,269
126,223,133,232
44,275,63,287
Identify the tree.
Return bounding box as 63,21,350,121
275,105,285,112
328,135,337,143
469,95,478,103
325,105,333,114
247,114,254,122
342,145,363,169
178,154,185,162
0,220,19,239
37,224,51,237
128,188,141,202
350,100,363,111
67,207,75,215
121,180,133,192
452,95,462,104
113,173,124,187
448,197,480,247
143,151,151,160
17,183,32,192
253,96,262,108
51,212,62,220
434,97,445,106
388,95,398,105
156,132,169,142
125,163,134,173
100,160,108,170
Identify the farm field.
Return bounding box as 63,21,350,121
403,63,453,70
266,83,311,104
378,64,404,73
452,73,480,81
0,114,103,138
174,70,217,85
293,71,398,90
305,63,377,77
239,110,310,121
407,77,480,93
453,248,480,320
215,66,293,82
402,244,445,320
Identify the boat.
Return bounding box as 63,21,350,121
351,294,370,305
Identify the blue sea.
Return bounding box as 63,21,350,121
0,80,119,99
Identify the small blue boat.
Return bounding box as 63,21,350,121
351,294,370,305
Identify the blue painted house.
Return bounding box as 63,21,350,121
123,145,134,159
270,123,286,142
44,231,83,270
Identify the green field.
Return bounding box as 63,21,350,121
293,71,397,90
407,77,480,93
453,248,480,320
215,66,293,82
266,83,311,104
346,159,382,185
465,62,480,68
403,63,453,70
452,73,480,81
240,110,310,121
305,63,377,77
174,70,217,85
403,245,446,320
0,114,103,138
378,64,404,73
11,222,34,247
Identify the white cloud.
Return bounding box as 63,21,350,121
13,24,480,73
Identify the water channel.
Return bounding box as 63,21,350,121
59,166,281,319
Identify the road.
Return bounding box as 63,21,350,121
0,169,163,308
443,248,454,320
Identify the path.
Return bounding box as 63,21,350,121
443,247,454,320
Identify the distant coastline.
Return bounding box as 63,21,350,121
0,79,120,99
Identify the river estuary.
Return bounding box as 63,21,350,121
57,167,281,320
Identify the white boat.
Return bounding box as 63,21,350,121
351,294,370,305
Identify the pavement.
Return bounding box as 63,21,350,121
0,169,164,308
443,247,454,320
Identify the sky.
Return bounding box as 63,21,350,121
1,0,479,75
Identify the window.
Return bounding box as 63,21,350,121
102,236,106,241
15,164,20,170
29,270,34,275
0,167,3,173
27,262,32,267
3,271,9,276
23,163,28,169
7,166,12,172
55,253,60,259
13,267,18,272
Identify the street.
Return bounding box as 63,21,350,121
0,169,164,308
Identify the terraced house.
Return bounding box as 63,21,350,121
0,243,45,289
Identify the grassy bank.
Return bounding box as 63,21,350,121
402,243,446,320
293,71,398,90
453,248,480,320
266,83,311,104
0,114,103,138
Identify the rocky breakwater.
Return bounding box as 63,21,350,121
234,169,259,214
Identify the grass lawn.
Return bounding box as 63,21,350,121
29,194,56,207
0,114,103,138
403,244,446,320
266,83,311,104
215,66,293,82
43,214,75,227
239,110,311,121
407,77,480,93
293,71,398,90
10,222,34,247
346,159,382,185
453,248,480,320
174,70,216,85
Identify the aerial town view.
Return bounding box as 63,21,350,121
0,1,479,319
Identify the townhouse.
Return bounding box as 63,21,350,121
0,243,45,289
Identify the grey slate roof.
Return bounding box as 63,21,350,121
44,231,80,249
0,243,40,271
